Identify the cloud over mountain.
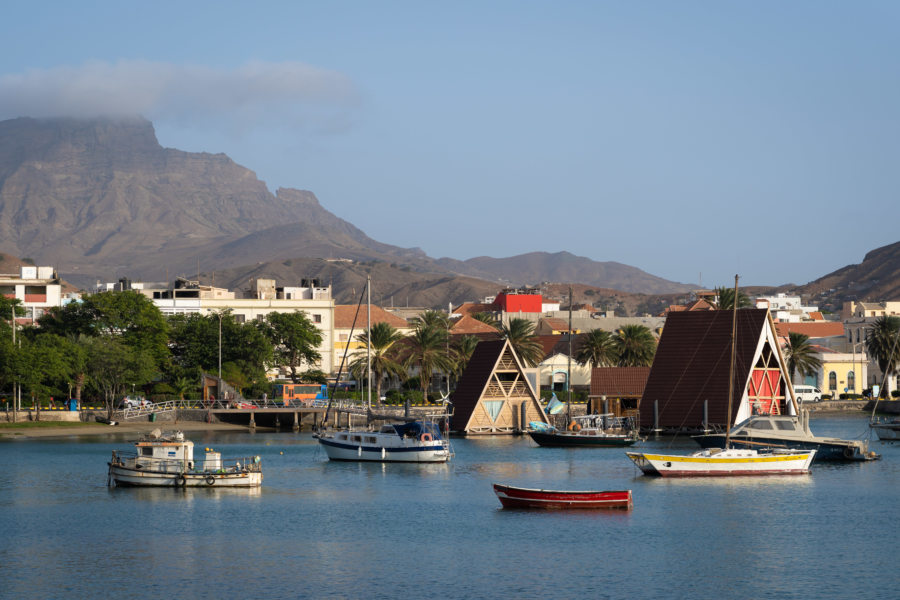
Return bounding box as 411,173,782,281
0,60,359,129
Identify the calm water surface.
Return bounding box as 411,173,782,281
1,414,898,599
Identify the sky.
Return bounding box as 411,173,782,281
1,1,898,288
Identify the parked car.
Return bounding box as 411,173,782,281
793,385,822,403
119,396,151,409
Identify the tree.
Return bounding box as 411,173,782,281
263,311,323,383
449,334,480,388
472,312,500,329
574,329,617,367
349,321,406,404
500,318,544,367
402,322,454,400
866,316,900,397
409,310,451,332
83,336,156,417
615,324,656,367
784,332,823,384
714,286,751,310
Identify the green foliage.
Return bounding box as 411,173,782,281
784,333,822,380
866,316,900,395
574,329,617,367
500,318,544,367
614,324,656,367
349,321,405,404
713,286,751,310
262,311,323,383
300,369,328,384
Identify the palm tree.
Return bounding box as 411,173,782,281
171,376,194,401
349,322,406,405
866,316,900,397
614,324,656,367
784,332,822,384
714,286,751,310
500,318,544,367
409,310,451,332
451,335,480,384
472,312,500,329
574,329,617,367
402,322,454,401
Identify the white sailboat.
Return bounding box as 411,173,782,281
626,275,816,477
315,276,452,463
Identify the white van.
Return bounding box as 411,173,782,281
793,385,822,403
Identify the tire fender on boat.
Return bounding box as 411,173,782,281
205,475,215,486
843,446,855,459
177,475,187,487
420,433,433,442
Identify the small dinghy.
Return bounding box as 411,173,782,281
493,483,633,510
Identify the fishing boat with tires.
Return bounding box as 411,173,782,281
107,429,262,488
315,420,452,463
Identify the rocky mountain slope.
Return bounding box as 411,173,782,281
0,116,717,300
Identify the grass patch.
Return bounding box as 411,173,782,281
0,421,96,430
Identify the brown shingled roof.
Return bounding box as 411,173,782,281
452,302,495,317
639,309,771,430
590,367,650,398
334,305,409,329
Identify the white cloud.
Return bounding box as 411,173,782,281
0,60,360,128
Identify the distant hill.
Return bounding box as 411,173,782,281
437,251,694,294
788,241,900,312
0,116,736,302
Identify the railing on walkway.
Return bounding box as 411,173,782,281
122,401,176,420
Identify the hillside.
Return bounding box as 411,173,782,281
0,116,736,301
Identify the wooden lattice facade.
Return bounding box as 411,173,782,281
451,339,549,435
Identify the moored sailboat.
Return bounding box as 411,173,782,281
315,276,452,463
626,275,817,477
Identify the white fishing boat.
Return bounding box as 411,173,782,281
315,420,452,462
626,447,816,476
315,276,452,463
626,275,818,477
108,429,262,487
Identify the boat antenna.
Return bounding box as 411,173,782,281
724,274,739,449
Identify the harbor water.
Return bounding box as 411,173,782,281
1,413,898,599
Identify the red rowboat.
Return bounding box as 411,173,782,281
492,483,633,510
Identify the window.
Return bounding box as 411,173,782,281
848,371,856,392
775,421,796,431
828,371,837,391
234,314,246,324
313,314,322,323
752,420,774,430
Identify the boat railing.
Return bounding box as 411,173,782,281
111,450,262,474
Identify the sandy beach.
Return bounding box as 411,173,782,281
0,420,251,440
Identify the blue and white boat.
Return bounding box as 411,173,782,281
315,421,451,462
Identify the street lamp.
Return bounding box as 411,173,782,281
217,311,223,381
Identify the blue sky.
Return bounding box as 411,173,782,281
1,1,898,288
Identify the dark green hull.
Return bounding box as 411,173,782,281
528,430,637,448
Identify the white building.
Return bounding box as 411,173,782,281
755,293,820,323
0,265,64,323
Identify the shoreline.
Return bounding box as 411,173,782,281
0,420,252,440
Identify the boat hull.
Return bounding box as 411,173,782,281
869,422,900,441
693,433,867,461
528,431,637,448
493,484,632,510
626,448,815,477
316,436,451,463
108,464,262,487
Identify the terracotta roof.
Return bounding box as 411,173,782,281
639,309,771,429
541,317,572,332
807,311,825,321
590,367,651,397
662,298,715,316
450,315,500,335
774,321,844,338
451,302,495,317
450,339,506,432
334,305,409,329
536,334,563,358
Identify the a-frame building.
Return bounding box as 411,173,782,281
639,308,799,432
450,339,549,435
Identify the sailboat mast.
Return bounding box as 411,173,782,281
725,274,739,448
567,286,573,422
367,276,372,410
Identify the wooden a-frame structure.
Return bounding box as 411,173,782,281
450,339,549,435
